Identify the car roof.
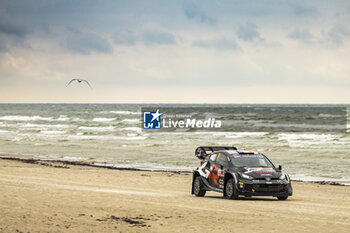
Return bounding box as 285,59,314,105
218,150,261,155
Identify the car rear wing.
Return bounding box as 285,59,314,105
195,146,237,159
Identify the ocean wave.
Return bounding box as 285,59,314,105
127,133,137,137
0,115,53,121
278,133,337,141
68,134,146,140
248,121,345,131
12,136,24,142
72,117,85,122
78,126,115,132
34,142,55,146
40,130,67,134
92,117,116,122
121,119,140,123
57,115,70,121
318,113,344,118
118,127,142,133
21,123,70,129
110,110,141,115
277,133,340,147
225,132,268,138
61,156,85,161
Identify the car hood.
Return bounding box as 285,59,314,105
236,166,281,179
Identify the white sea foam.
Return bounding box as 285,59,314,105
291,174,350,185
21,123,70,129
118,127,142,133
78,126,115,132
277,133,339,147
67,134,146,140
318,113,343,118
110,110,140,115
92,117,116,122
121,119,140,123
40,130,67,134
11,137,22,142
252,122,344,130
72,117,85,122
278,133,336,141
0,115,53,121
127,133,137,137
233,113,258,116
62,156,85,161
57,115,70,121
225,132,267,138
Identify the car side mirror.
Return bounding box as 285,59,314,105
220,165,224,170
278,165,282,171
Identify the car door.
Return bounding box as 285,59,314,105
208,153,226,189
215,153,228,189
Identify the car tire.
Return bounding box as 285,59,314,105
193,176,206,197
225,178,239,200
277,196,288,200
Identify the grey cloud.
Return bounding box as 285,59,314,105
142,31,176,45
0,12,29,40
0,16,32,52
0,38,8,52
63,29,113,55
0,21,28,37
288,29,313,41
112,29,177,46
236,23,262,42
192,38,240,50
184,3,216,25
289,3,316,16
328,24,350,46
113,30,137,46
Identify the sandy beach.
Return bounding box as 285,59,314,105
0,158,349,233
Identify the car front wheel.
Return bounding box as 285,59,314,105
225,178,239,200
193,176,206,197
277,196,288,200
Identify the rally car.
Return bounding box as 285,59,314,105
191,146,293,200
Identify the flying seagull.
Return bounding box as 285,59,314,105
66,79,92,89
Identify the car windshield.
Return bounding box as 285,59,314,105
229,154,273,167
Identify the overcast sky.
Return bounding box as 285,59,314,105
0,0,349,103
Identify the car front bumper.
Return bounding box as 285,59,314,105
235,179,293,197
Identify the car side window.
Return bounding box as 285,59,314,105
209,153,217,161
216,153,229,167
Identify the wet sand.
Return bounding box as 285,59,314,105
0,158,349,233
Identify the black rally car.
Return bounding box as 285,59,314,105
191,146,293,200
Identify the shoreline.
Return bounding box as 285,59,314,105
0,154,348,186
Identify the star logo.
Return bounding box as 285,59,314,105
143,109,162,129
150,109,162,122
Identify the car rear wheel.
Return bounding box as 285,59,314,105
277,196,288,200
193,176,206,197
225,178,239,200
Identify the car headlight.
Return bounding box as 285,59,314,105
279,173,286,180
241,173,253,180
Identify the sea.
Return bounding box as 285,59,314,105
0,104,349,184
